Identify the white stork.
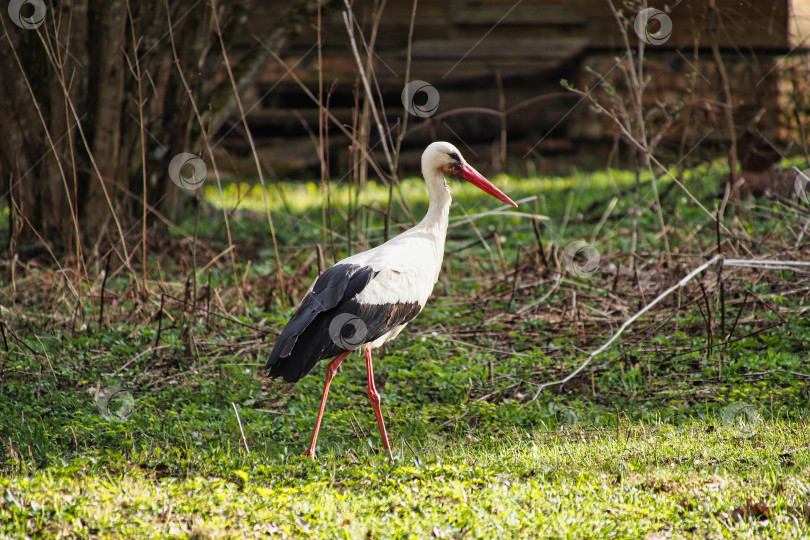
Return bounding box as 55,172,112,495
266,141,517,461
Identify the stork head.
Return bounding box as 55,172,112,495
422,141,517,207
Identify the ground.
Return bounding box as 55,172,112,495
1,160,809,538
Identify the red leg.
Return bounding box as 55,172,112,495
365,348,393,462
302,351,351,459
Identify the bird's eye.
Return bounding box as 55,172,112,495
448,152,460,162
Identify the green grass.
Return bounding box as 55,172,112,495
4,422,809,538
2,161,810,538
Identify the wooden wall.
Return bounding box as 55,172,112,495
215,0,807,176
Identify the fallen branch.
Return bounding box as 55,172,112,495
723,259,810,271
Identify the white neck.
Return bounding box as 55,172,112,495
418,168,452,234
412,168,452,279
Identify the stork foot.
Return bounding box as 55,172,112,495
301,449,316,459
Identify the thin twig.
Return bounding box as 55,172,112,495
388,0,420,243
98,255,111,327
232,402,251,454
342,1,393,170
164,0,242,309
716,208,726,338
698,281,713,359
211,1,285,304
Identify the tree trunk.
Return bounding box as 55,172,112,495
0,0,329,262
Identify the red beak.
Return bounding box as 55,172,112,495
455,163,517,207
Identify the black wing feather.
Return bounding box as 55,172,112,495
272,264,375,360
266,263,422,382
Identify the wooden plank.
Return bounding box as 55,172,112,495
241,0,793,51
581,0,791,50
410,38,588,60
257,51,572,87
453,2,585,26
245,108,357,131
382,60,569,85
